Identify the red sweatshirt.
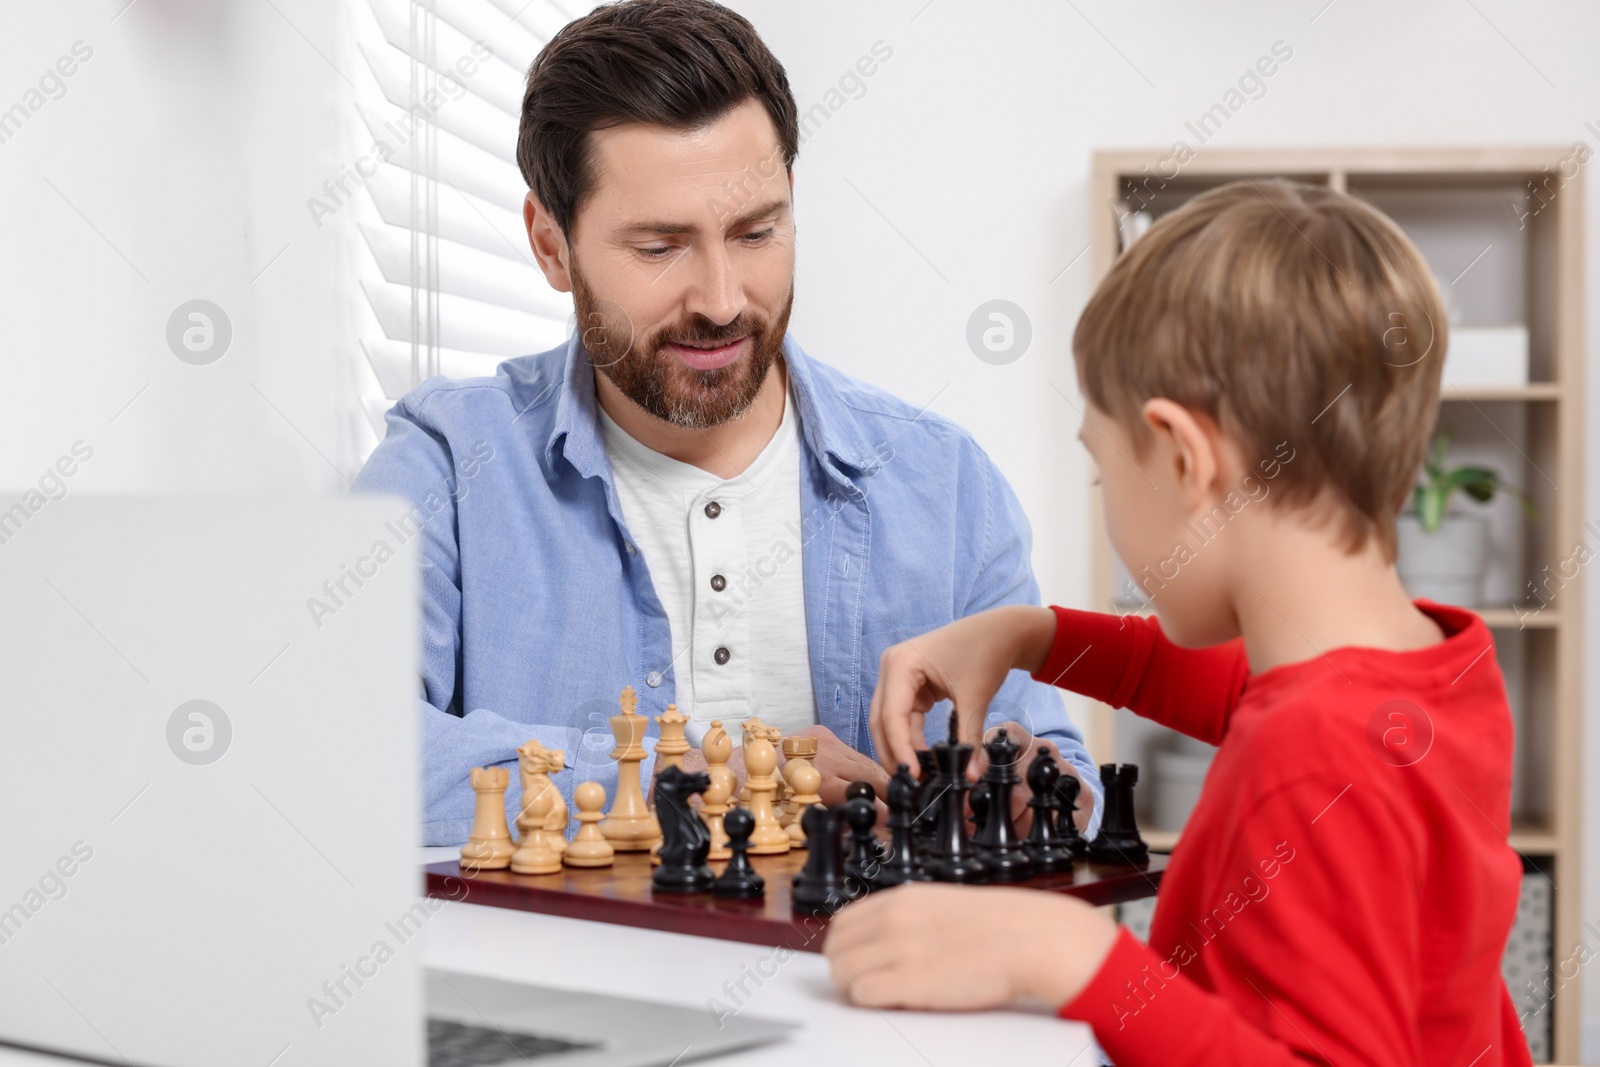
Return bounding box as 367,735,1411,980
1032,601,1531,1066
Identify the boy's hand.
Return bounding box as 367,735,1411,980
823,883,1120,1011
869,605,1058,775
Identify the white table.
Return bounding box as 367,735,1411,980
417,848,1100,1066
0,853,1099,1066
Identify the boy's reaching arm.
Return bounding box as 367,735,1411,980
869,605,1058,772
870,603,1250,771
1030,606,1249,744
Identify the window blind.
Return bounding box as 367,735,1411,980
348,0,594,458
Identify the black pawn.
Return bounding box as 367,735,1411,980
877,764,931,887
845,781,891,865
1088,763,1149,864
713,807,765,899
838,780,889,870
971,728,1032,881
844,780,877,804
843,796,881,894
929,708,987,883
793,805,850,915
1023,749,1076,874
1053,770,1089,857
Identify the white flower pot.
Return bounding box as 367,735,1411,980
1395,513,1490,607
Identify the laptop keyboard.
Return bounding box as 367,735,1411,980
427,1017,602,1065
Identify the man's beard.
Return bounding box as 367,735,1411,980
571,260,794,431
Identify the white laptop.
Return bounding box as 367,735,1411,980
0,497,793,1067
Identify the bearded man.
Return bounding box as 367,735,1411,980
354,0,1099,843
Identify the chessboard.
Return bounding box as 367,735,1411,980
423,850,1166,953
435,686,1167,952
432,687,1171,953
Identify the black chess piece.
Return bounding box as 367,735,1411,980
1088,763,1149,864
844,780,891,865
1023,749,1076,874
1053,770,1089,857
928,708,987,883
793,804,850,915
792,799,830,892
968,779,991,836
876,764,931,887
844,783,883,870
913,749,941,856
713,807,765,899
843,796,881,894
651,766,715,893
970,728,1032,881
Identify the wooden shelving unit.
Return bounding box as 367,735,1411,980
1140,816,1562,861
1085,148,1585,1062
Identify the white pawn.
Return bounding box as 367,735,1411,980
700,720,736,861
743,725,790,855
563,782,615,868
786,758,822,848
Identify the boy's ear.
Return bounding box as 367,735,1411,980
524,190,573,293
1140,398,1223,507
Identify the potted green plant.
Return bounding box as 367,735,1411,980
1395,434,1537,607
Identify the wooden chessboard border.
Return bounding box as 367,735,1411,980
424,850,1167,953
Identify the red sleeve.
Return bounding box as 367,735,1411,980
1029,606,1249,744
1062,929,1328,1065
1060,777,1427,1066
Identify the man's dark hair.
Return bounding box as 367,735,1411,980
517,0,799,237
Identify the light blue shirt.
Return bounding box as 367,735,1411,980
353,332,1102,844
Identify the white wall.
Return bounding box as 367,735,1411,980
0,0,363,496
4,0,1599,1054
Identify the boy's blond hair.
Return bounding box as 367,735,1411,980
1074,179,1446,560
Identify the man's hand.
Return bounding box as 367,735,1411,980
824,883,1119,1012
974,721,1092,834
662,718,1087,832
655,725,889,819
869,605,1058,777
788,724,889,816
